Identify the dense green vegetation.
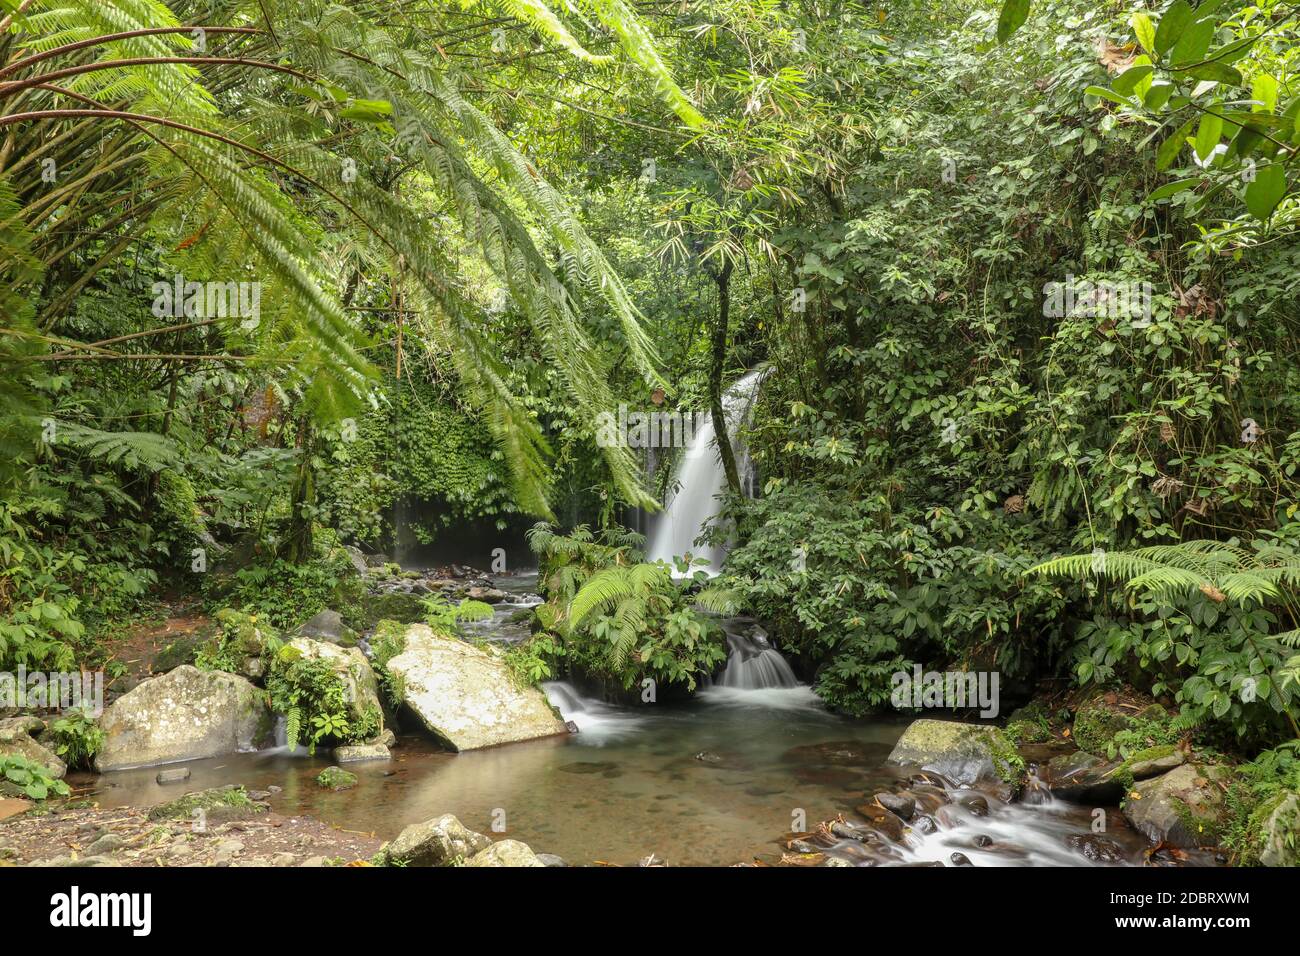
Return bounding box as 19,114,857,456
2,0,1300,860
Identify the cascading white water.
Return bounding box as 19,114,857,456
646,369,765,572
717,626,799,690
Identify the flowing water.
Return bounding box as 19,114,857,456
646,369,765,571
81,595,1157,867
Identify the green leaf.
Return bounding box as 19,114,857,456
1155,1,1193,57
1113,64,1154,97
997,0,1031,43
1131,12,1156,55
1148,178,1198,201
1186,62,1243,86
1085,86,1133,108
1171,19,1214,65
1157,117,1196,170
1245,164,1285,220
339,99,394,123
1195,111,1223,161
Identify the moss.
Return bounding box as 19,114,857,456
351,592,426,629
317,766,358,791
985,729,1028,785
1004,718,1051,746
1072,701,1133,755
147,785,264,822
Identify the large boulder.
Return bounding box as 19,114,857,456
465,839,545,867
886,719,1025,787
284,637,383,733
1258,792,1299,867
96,666,272,772
379,813,492,866
386,624,568,751
1123,763,1229,848
0,718,65,780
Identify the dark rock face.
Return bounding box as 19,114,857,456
1045,750,1125,804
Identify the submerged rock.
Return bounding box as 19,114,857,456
386,624,568,751
886,719,1025,788
96,666,271,771
317,766,357,791
379,813,490,866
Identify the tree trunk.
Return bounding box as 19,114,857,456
283,418,315,563
710,259,742,497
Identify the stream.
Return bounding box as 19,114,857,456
78,574,1158,866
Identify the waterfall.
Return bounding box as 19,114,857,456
646,369,765,571
717,626,799,690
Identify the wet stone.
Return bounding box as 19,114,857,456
875,791,916,820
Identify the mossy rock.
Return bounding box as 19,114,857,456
147,785,265,824
1072,701,1134,755
351,591,427,629
317,766,358,791
152,631,208,673
886,719,1026,788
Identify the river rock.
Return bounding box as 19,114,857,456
286,638,384,733
334,743,390,763
0,719,65,780
96,666,271,772
886,719,1024,787
1122,763,1228,848
1067,833,1128,863
465,839,545,867
292,610,359,647
386,624,568,751
1259,792,1300,867
875,792,916,820
1045,750,1124,803
317,766,357,791
1126,748,1185,780
379,813,491,866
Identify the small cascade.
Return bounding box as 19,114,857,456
542,681,641,738
646,369,766,571
717,626,799,690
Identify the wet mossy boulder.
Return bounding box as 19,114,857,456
886,719,1026,788
1122,763,1230,848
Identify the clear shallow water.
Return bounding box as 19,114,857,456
77,572,1159,866
83,688,915,866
